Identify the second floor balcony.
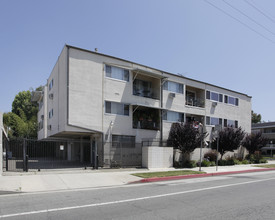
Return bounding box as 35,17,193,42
185,86,205,108
132,70,161,100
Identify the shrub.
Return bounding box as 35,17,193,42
247,152,262,164
241,160,249,164
218,160,227,166
183,160,197,168
201,160,211,167
210,161,216,166
204,151,217,162
259,159,267,163
233,159,241,165
173,161,182,168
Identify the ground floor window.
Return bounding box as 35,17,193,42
112,135,135,148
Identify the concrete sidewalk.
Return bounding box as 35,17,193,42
1,161,275,193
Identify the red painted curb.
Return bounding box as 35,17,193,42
130,168,275,184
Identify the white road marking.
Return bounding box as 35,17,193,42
1,177,275,218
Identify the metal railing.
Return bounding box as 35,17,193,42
185,97,205,108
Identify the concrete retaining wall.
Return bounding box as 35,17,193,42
142,146,173,169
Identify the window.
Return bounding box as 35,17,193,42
38,121,43,130
206,91,223,102
163,81,183,94
224,119,238,128
112,135,135,148
224,95,238,106
49,109,53,119
133,79,152,98
105,101,129,116
49,79,54,91
206,116,222,126
39,101,43,111
163,110,184,122
105,65,129,81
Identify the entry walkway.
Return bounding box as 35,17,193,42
1,161,275,193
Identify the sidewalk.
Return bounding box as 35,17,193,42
1,161,275,194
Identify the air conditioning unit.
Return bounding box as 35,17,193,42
47,125,52,130
212,102,218,107
169,93,176,98
41,115,44,120
49,93,54,99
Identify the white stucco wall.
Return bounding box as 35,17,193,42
142,146,173,169
38,46,252,148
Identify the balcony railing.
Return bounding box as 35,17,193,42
133,120,160,130
185,97,205,108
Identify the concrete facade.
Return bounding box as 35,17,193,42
142,146,173,169
33,45,252,166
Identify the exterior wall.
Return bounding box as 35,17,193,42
37,87,47,139
36,45,252,159
68,48,103,132
142,146,173,168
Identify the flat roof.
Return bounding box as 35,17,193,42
252,122,275,129
66,44,252,98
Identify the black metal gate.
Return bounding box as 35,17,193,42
3,138,99,172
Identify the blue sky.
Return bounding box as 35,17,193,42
1,0,275,121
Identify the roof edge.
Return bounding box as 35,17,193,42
65,44,252,98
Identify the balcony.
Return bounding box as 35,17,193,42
133,106,160,130
185,86,205,108
185,96,205,108
133,73,160,100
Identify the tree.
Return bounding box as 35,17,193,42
168,122,201,164
4,88,41,139
242,132,268,155
12,90,37,121
212,127,245,159
251,110,261,124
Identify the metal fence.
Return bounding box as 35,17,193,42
3,138,98,172
2,138,143,172
103,142,142,168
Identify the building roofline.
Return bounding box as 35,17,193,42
65,44,252,98
252,122,275,129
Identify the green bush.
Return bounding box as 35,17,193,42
173,161,182,168
246,152,262,164
210,161,216,166
226,158,235,166
201,160,211,167
183,160,197,168
218,160,227,166
259,159,267,163
241,160,249,164
233,159,242,165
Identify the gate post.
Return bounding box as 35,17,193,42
23,139,27,172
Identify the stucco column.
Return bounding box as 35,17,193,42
80,137,84,163
67,142,72,161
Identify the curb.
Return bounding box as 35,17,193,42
130,168,275,184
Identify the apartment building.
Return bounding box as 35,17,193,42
32,45,251,166
252,122,275,147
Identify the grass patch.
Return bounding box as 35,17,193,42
253,164,275,168
132,170,205,178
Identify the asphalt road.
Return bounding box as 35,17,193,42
1,171,275,219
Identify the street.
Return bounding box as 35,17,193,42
1,171,275,219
